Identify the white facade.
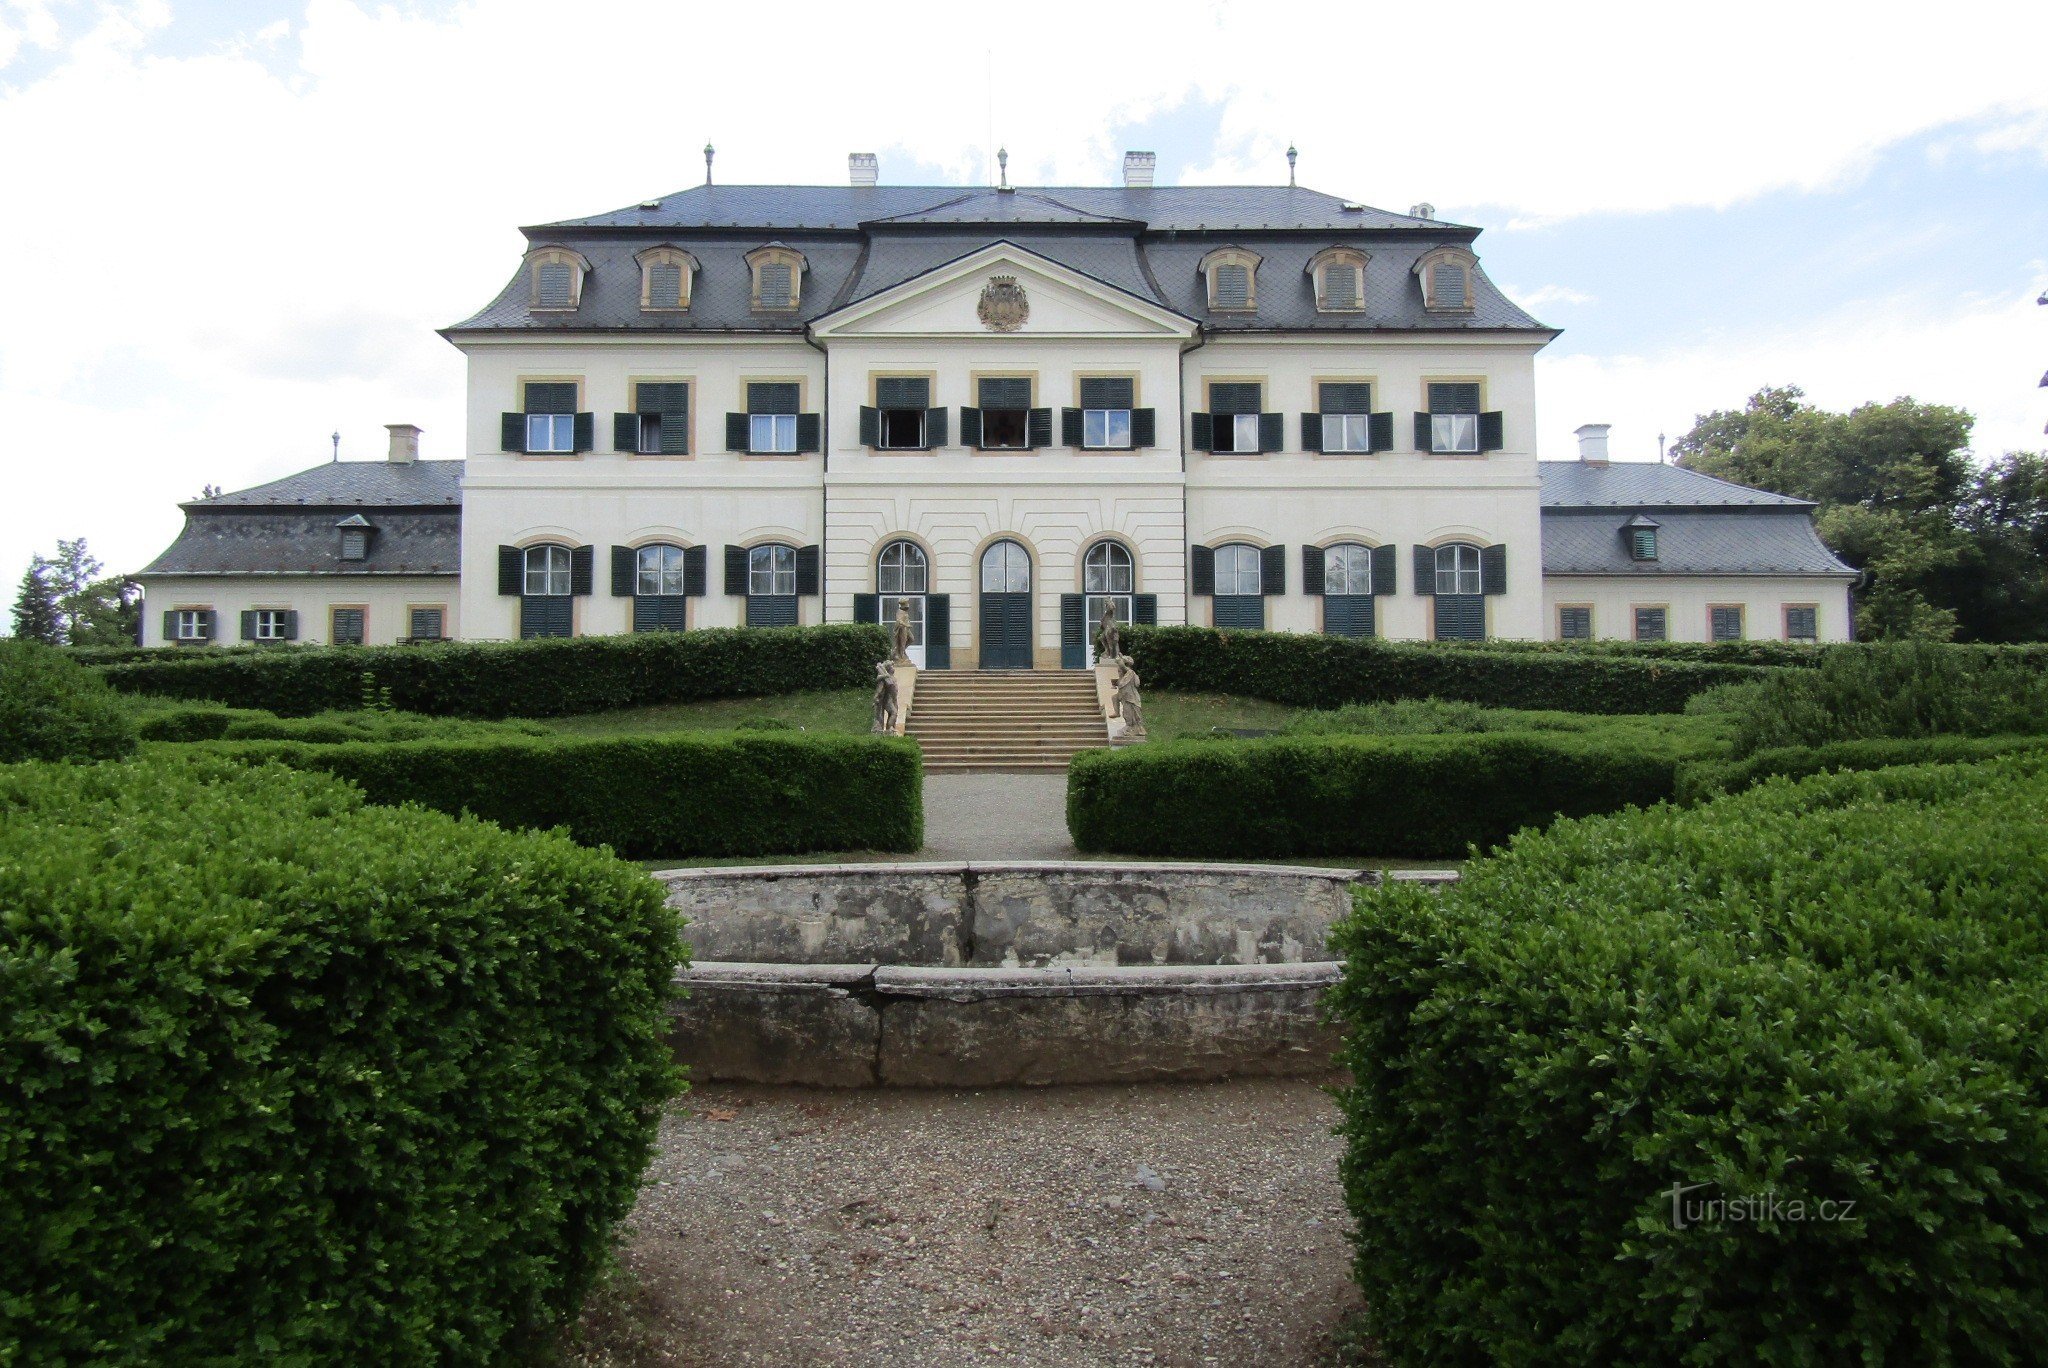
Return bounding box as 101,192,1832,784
138,575,458,647
1542,576,1851,643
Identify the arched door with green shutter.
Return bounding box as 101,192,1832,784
520,544,574,639
978,540,1033,670
1321,542,1376,637
1432,542,1485,640
876,539,928,669
1212,543,1265,629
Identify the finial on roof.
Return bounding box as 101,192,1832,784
331,430,339,463
704,142,715,186
1286,144,1297,187
997,146,1009,190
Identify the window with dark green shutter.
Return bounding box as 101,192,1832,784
1558,606,1592,640
1710,606,1744,642
634,382,689,455
1077,376,1136,450
1211,543,1265,628
536,262,573,309
1208,383,1263,454
1634,606,1667,642
1425,382,1482,454
1212,263,1252,310
746,382,801,453
647,262,683,309
756,262,794,310
1319,383,1373,453
523,381,579,454
875,377,930,449
976,377,1031,449
330,606,365,645
1321,262,1361,309
408,607,444,641
1785,605,1818,643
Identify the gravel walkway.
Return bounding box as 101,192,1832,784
593,1078,1361,1366
922,774,1076,860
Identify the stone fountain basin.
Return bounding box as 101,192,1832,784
656,862,1457,1087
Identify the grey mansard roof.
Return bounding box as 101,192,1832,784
1537,459,1814,510
139,460,464,577
1538,461,1853,578
446,182,1545,337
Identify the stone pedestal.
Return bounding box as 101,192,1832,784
893,662,917,735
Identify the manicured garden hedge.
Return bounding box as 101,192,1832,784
100,624,890,719
1329,754,2048,1363
0,639,136,763
1675,732,2048,802
1120,625,1758,714
1068,729,1704,858
185,730,924,858
1,757,684,1363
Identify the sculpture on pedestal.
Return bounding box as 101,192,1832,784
1110,654,1146,742
871,658,899,734
1095,598,1121,665
890,597,914,664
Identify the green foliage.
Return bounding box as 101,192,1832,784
1675,732,2048,802
0,757,685,1363
1690,640,2048,757
1947,450,2048,642
100,624,891,719
0,639,137,762
130,703,549,745
186,730,924,858
1068,722,1714,858
12,538,141,647
10,561,61,644
1328,753,2048,1364
129,701,273,742
1122,625,1758,714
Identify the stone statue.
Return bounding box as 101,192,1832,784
1110,654,1146,741
1095,598,1120,664
871,658,899,734
890,597,914,664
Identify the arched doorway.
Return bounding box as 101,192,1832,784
877,539,929,669
1081,540,1134,667
978,539,1033,670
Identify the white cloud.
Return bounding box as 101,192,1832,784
1509,284,1595,312
1,0,2045,583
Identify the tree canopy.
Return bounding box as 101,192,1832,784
7,539,140,646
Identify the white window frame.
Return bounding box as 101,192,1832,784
637,544,687,597
749,544,797,597
1083,541,1134,595
877,540,928,596
1083,408,1133,450
1211,412,1261,454
1213,543,1263,597
524,544,572,597
174,609,208,641
750,413,798,454
526,412,575,454
1431,413,1479,455
253,609,289,642
1434,544,1483,596
980,540,1031,593
1323,414,1371,453
878,406,926,450
1324,544,1374,596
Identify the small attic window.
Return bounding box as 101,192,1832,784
1309,248,1369,312
1625,515,1661,562
1199,248,1262,313
746,245,806,313
637,246,699,312
1417,247,1477,312
336,515,372,562
527,245,590,312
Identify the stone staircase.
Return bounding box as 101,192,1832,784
905,671,1111,772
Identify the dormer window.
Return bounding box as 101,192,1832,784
1416,247,1478,312
746,245,806,313
1309,248,1369,312
526,245,590,312
336,514,372,561
1626,515,1661,561
1199,248,1262,313
637,246,698,312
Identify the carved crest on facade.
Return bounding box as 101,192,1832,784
977,275,1029,332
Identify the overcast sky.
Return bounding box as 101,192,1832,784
3,0,2045,586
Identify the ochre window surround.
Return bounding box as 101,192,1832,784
1414,246,1478,313
1307,247,1369,313
526,245,591,311
636,245,699,312
1198,247,1263,313
745,244,807,312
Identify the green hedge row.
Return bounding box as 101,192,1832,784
1329,753,2048,1363
100,624,890,719
1,757,683,1363
1068,731,1699,858
1676,733,2048,802
1120,625,1759,714
131,702,551,744
182,730,924,859
0,640,136,763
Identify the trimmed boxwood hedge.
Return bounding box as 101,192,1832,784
99,623,890,719
184,730,924,858
0,640,138,763
1121,625,1758,714
1675,732,2048,802
1068,731,1701,858
1,757,684,1363
1329,753,2048,1364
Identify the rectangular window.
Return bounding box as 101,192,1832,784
977,377,1031,449
636,414,663,454
1710,606,1745,642
1428,382,1482,453
252,609,289,641
1432,263,1467,308
1558,606,1592,640
1210,413,1262,453
1629,527,1659,561
1324,264,1360,308
536,262,573,308
1208,384,1264,454
1785,604,1818,643
340,528,367,560
1083,408,1132,449
757,262,793,308
1319,382,1373,453
1213,264,1251,310
876,377,930,450
750,414,797,453
409,607,444,641
330,607,365,645
1634,606,1667,642
174,609,208,641
526,412,575,453
647,262,683,308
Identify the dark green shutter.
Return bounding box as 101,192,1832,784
657,385,690,454
1060,594,1086,669
1301,545,1326,595
1062,408,1083,446
199,611,216,641
572,412,594,452
876,377,929,408
1190,413,1213,452
748,382,799,414
925,595,951,669
613,413,639,452
1080,378,1134,408
1301,413,1323,453
161,609,176,642
1131,409,1156,447
1211,382,1261,414
1368,412,1394,453
1481,544,1507,595
853,594,879,623
858,406,879,447
1324,596,1373,638
795,544,820,596
1190,543,1215,596
978,378,1030,408
724,545,748,595
959,407,982,448
1435,596,1484,641
1132,594,1157,625
684,544,707,596
1027,408,1052,449
1371,543,1397,596
726,413,750,451
1260,543,1286,595
924,408,948,448
281,611,298,642
1321,382,1371,413
498,545,522,595
526,382,576,414
1258,412,1284,453
1479,411,1504,452
570,544,594,596
1430,383,1481,414
239,610,256,641
796,413,821,452
612,545,636,596
501,413,525,452
1413,544,1434,595
1414,413,1433,451
1213,595,1264,629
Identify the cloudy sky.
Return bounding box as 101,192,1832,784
3,0,2045,586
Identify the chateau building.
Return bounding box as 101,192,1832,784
137,154,1855,654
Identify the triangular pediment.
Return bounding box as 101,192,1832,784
811,242,1196,341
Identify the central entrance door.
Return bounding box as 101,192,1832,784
876,539,928,669
978,539,1033,670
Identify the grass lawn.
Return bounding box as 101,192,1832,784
537,688,870,738
1143,690,1305,738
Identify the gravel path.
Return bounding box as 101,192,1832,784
596,1078,1361,1366
922,774,1076,860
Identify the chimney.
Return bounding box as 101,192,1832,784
385,423,421,465
848,152,878,186
1574,423,1611,465
1409,201,1435,220
1122,150,1156,189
